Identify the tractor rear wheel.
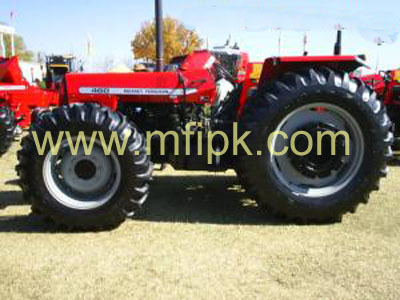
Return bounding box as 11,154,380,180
16,103,152,230
239,68,392,223
0,105,15,157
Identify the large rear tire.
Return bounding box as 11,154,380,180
239,68,392,223
0,105,15,157
16,103,152,230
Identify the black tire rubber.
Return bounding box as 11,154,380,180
16,103,153,230
238,67,392,223
0,105,15,157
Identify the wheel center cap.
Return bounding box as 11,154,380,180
289,124,346,178
74,159,97,180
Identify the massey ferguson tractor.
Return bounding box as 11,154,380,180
361,69,400,157
16,1,392,230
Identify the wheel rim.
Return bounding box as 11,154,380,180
43,136,122,210
269,102,365,198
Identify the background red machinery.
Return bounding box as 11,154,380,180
0,55,74,157
0,56,59,128
361,70,400,155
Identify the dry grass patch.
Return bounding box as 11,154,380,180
0,142,399,300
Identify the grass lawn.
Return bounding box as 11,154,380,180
0,141,399,300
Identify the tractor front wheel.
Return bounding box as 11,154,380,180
239,68,392,223
16,104,152,230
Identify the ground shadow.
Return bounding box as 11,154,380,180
0,191,24,209
136,175,283,226
0,174,284,233
0,215,58,233
4,179,20,186
0,190,58,233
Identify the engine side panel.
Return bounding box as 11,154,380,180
66,70,217,109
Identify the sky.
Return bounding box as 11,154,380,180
0,0,399,72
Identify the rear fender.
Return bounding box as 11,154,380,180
237,55,367,116
259,55,367,85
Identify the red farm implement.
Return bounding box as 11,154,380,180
361,70,400,157
0,56,67,156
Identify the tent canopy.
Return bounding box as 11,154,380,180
0,23,15,35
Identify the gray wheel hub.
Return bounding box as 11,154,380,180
43,137,122,210
61,147,114,194
269,103,365,198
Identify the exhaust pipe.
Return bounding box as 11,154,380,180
155,0,164,71
334,29,342,55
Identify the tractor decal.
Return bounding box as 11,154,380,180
0,85,26,91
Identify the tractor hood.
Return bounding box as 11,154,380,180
64,50,221,107
65,69,217,108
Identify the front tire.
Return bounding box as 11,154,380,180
239,68,392,223
16,104,152,230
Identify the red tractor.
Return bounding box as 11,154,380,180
15,3,392,230
0,55,75,157
361,70,400,157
